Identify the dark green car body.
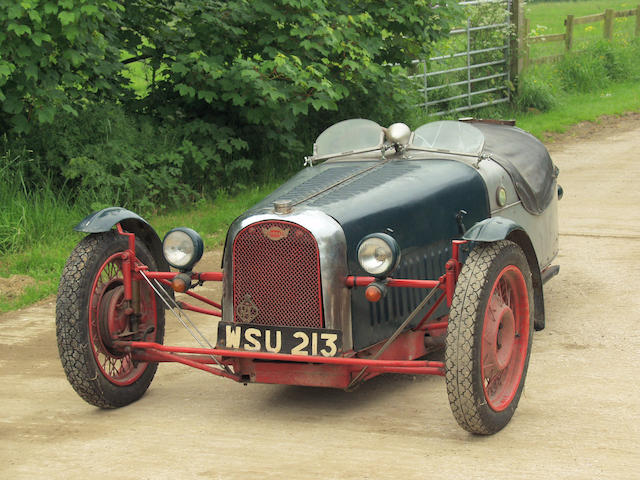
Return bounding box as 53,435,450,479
234,157,490,350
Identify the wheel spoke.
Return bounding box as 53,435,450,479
119,356,133,376
497,279,510,309
483,359,500,385
492,290,506,310
486,367,506,397
101,354,109,374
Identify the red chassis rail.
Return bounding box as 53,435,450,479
114,224,466,388
119,335,446,388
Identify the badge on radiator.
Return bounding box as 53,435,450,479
236,294,259,323
262,226,290,241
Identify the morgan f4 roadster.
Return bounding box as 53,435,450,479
56,119,561,435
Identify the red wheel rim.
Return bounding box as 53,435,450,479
88,253,158,386
480,265,529,411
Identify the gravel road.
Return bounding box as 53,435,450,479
2,115,640,479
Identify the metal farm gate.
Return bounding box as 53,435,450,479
411,0,513,116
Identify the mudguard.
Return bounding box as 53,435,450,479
74,207,169,271
463,216,546,331
462,216,523,242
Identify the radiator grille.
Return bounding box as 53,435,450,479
232,221,323,328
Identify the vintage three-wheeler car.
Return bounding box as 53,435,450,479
56,119,561,434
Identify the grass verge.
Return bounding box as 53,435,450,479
517,80,640,139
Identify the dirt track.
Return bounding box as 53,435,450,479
2,115,640,479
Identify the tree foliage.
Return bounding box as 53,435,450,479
0,0,129,132
0,0,461,210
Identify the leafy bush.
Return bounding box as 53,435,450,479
515,74,556,112
15,104,192,212
555,40,639,92
557,51,608,92
590,38,640,81
0,1,130,133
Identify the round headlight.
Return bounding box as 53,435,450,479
162,227,204,271
357,233,401,277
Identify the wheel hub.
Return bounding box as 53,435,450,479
494,305,515,369
97,285,128,356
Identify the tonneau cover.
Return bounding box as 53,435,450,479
474,123,557,215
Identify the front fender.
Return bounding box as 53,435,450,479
74,207,169,271
74,207,146,233
463,216,547,331
462,216,523,242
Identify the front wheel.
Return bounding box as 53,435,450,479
445,240,533,434
56,231,165,408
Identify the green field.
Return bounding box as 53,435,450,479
527,0,639,58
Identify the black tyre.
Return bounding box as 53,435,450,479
56,231,165,408
445,240,533,434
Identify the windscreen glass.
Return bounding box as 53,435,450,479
314,119,383,156
411,120,484,155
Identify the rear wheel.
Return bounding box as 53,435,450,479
56,231,165,407
445,240,533,434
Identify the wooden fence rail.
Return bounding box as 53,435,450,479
522,5,640,68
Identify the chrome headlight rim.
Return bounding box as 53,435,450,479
356,233,401,278
162,227,204,271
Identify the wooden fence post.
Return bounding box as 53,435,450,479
565,15,574,51
636,5,640,36
523,18,530,70
510,0,525,80
604,9,614,40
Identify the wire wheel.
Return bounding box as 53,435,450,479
445,240,533,434
56,231,165,408
480,265,530,411
89,253,158,386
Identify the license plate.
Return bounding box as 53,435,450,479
217,322,342,357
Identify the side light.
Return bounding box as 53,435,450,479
162,227,204,271
496,186,507,207
357,233,401,278
365,282,387,302
171,272,193,293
